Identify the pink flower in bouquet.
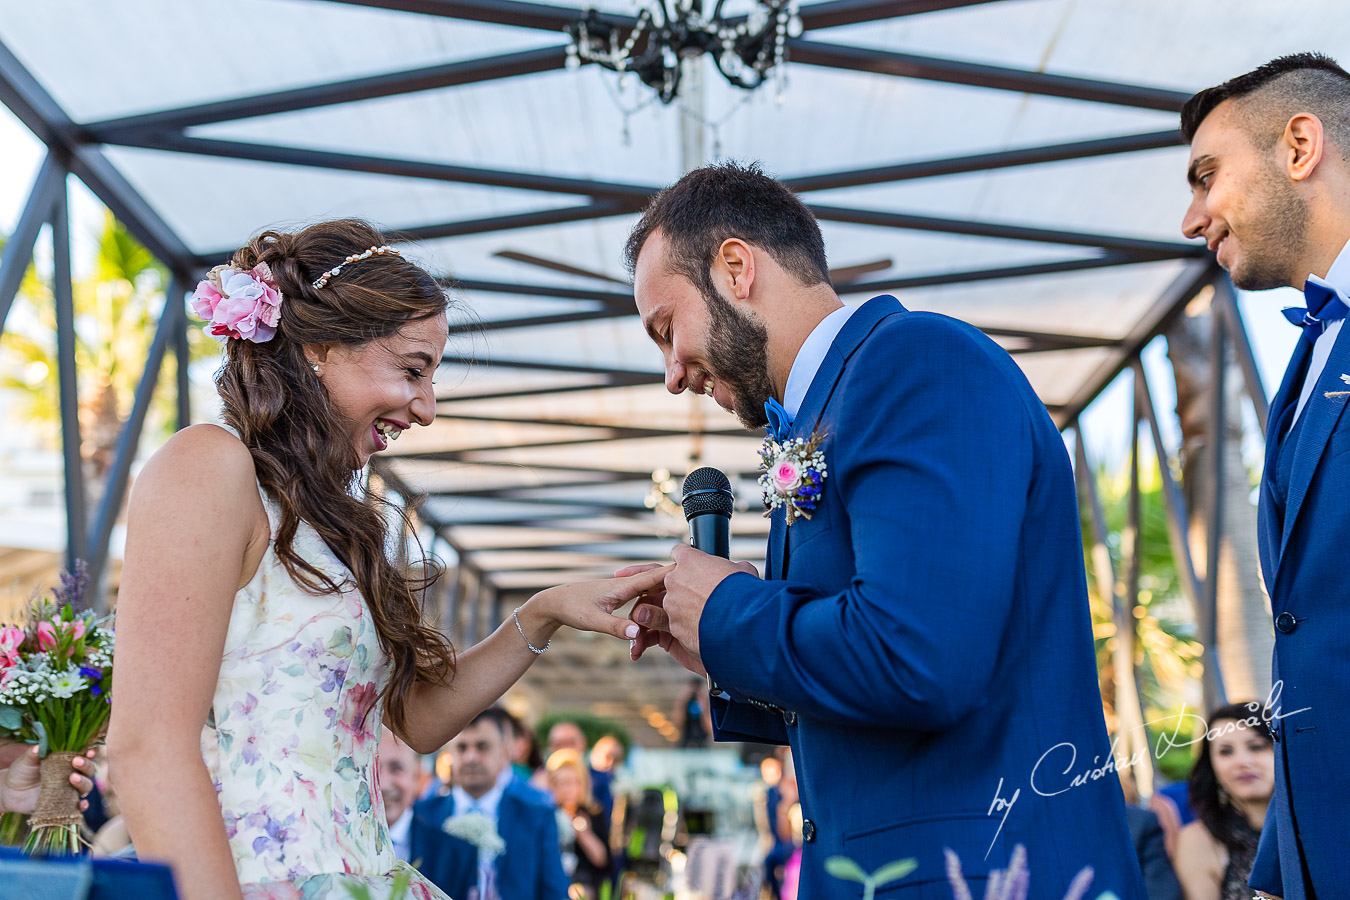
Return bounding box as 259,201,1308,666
192,263,283,343
770,457,803,494
36,620,57,652
69,619,86,641
0,624,22,660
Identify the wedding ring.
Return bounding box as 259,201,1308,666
637,590,649,600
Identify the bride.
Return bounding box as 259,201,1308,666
106,219,666,900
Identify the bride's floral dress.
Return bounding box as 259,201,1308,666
201,466,449,900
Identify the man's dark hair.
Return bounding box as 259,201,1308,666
622,161,830,292
469,705,516,738
1181,52,1350,153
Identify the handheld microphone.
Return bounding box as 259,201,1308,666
681,467,734,559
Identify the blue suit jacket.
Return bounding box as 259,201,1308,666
414,777,570,900
1249,318,1350,898
701,297,1145,898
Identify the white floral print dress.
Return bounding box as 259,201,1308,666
201,469,449,900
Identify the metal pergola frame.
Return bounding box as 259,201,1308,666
0,0,1266,731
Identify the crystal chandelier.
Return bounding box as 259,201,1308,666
565,0,803,104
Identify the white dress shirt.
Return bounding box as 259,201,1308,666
783,304,859,419
387,806,413,861
1292,238,1350,424
451,768,513,897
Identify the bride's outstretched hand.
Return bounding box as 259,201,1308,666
530,564,673,641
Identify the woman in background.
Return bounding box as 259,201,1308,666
1174,703,1275,900
547,748,611,899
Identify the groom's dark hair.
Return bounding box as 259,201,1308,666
1181,52,1350,153
623,161,830,290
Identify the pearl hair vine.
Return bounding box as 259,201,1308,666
311,245,403,289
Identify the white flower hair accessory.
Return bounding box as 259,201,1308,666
190,263,283,343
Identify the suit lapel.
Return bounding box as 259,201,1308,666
1259,339,1311,596
1279,328,1350,561
768,295,905,576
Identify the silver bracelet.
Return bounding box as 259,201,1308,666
513,606,550,655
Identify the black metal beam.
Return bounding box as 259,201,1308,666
87,278,179,592
319,0,638,32
395,201,633,241
785,131,1182,193
786,39,1192,112
799,0,1008,30
1214,275,1268,436
92,132,659,206
449,278,634,307
82,46,571,138
1052,259,1220,429
438,411,746,438
452,253,1188,336
807,202,1201,256
0,155,63,335
0,39,199,275
173,293,191,430
52,185,89,574
440,353,660,381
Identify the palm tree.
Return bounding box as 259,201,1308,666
1165,300,1272,706
1,211,210,536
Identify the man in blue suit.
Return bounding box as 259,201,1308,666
622,162,1144,898
1180,52,1350,899
414,708,570,900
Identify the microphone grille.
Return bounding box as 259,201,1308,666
681,467,734,519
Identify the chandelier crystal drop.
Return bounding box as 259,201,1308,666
565,0,802,104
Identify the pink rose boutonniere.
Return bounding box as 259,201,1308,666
191,262,284,343
759,431,827,526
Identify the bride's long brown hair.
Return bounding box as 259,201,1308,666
216,219,455,736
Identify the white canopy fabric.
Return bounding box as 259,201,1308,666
3,0,1344,735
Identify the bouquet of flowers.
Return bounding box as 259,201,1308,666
0,564,114,854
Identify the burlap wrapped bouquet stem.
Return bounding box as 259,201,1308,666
29,751,82,829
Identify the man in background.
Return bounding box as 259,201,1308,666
417,708,569,900
378,730,472,896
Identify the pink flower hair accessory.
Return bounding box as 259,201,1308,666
191,262,284,343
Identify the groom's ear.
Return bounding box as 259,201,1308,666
714,238,756,302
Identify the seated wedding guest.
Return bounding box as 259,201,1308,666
1174,704,1274,900
589,734,624,776
1119,769,1182,900
0,743,95,816
547,720,612,817
504,710,544,783
378,730,472,895
546,749,611,900
672,678,712,748
1150,779,1197,859
416,707,569,900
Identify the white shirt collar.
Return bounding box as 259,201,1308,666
451,766,513,824
783,304,857,419
387,806,413,858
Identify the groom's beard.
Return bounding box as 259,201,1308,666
702,287,773,431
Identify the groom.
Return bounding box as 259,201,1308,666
624,162,1144,897
1180,53,1350,898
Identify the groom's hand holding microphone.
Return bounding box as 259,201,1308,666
619,467,759,674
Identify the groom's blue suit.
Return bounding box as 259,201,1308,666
700,296,1144,898
1248,291,1350,898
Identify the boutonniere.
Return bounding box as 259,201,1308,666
442,811,506,857
1325,373,1350,399
759,432,827,525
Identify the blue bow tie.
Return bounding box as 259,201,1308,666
1283,275,1350,345
764,397,793,442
